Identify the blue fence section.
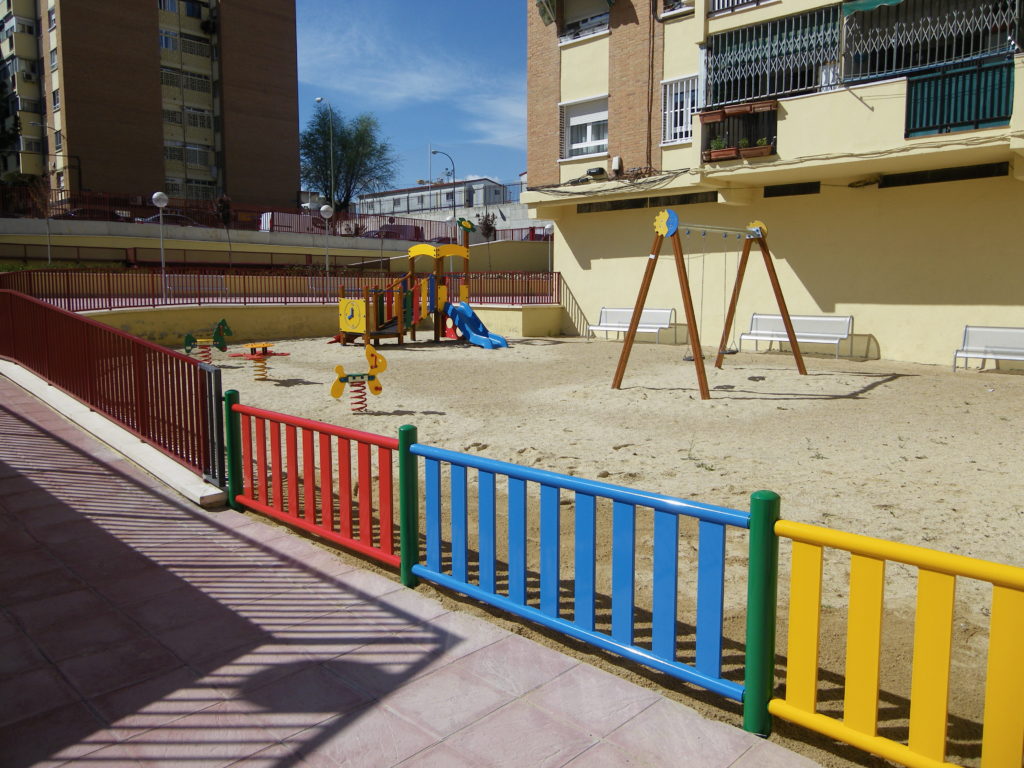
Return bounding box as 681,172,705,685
408,443,751,701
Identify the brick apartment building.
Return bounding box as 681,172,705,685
0,0,299,208
523,0,1024,367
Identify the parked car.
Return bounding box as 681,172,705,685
51,207,130,222
135,211,205,227
426,235,457,244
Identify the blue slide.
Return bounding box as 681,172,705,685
443,302,508,349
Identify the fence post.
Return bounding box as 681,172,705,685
744,489,780,736
223,389,243,511
398,424,419,587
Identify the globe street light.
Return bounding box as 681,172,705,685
315,97,335,207
152,191,169,301
431,149,456,219
320,204,334,275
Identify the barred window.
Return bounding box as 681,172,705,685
163,108,183,125
662,75,701,144
160,67,180,87
185,143,211,166
164,178,184,196
164,144,185,162
185,107,213,130
182,71,211,93
186,180,216,200
180,35,210,58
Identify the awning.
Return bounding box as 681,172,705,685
843,0,905,16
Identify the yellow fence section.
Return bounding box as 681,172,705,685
770,520,1024,768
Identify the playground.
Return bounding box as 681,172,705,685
215,332,1023,767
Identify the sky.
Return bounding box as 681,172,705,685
294,0,528,191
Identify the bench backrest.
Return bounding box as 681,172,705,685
749,313,852,337
961,325,1024,351
599,307,675,326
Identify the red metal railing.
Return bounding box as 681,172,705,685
232,403,400,567
0,270,562,311
0,289,210,475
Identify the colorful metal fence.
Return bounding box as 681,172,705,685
225,395,400,568
0,289,218,478
770,520,1024,768
403,441,767,711
0,270,561,312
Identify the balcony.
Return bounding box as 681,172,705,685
708,0,771,14
700,103,778,163
905,59,1014,138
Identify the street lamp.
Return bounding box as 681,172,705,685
431,149,456,219
315,97,335,207
545,223,554,273
152,191,169,302
319,204,334,275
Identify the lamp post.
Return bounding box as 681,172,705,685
315,97,335,207
152,191,169,301
545,223,554,274
320,204,334,276
431,149,456,219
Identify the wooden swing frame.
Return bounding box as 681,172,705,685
611,221,806,400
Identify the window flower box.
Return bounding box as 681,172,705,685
723,103,752,116
739,144,774,158
703,147,740,161
699,109,725,124
751,99,779,113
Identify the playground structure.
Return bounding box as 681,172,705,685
330,343,387,412
612,210,805,399
330,235,506,350
229,342,289,381
183,318,232,364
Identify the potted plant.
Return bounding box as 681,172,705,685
739,136,774,158
705,136,739,161
699,108,725,124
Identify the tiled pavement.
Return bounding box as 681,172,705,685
0,374,819,767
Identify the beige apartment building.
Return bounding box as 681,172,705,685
523,0,1024,366
0,0,298,207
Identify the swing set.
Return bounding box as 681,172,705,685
611,209,805,400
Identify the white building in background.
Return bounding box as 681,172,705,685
356,177,512,217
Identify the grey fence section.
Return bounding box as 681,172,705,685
200,363,226,488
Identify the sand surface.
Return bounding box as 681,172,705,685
217,334,1022,767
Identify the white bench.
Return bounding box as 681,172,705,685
740,313,853,358
588,307,676,344
953,325,1024,371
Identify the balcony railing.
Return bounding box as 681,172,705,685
843,0,1021,83
905,59,1014,137
708,0,771,14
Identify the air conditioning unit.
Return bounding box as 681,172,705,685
611,155,623,176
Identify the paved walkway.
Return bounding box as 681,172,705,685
0,374,818,767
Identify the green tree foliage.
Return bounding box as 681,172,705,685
300,104,397,211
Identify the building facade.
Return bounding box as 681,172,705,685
356,178,517,218
523,0,1024,366
0,0,299,208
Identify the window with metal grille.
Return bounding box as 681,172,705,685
560,0,610,42
165,177,184,196
843,0,1020,83
164,144,185,162
185,108,213,130
163,108,183,125
180,34,210,58
182,71,211,93
706,6,840,106
185,143,210,166
186,179,216,200
905,59,1013,137
160,67,180,87
662,75,700,144
708,0,770,14
560,97,608,159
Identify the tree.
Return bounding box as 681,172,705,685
299,104,397,212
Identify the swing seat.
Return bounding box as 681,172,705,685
588,307,677,344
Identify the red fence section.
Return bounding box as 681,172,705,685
0,290,210,474
232,403,400,567
0,270,561,311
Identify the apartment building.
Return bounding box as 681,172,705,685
523,0,1024,366
0,0,298,207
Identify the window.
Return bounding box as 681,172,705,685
163,143,184,162
560,0,610,42
662,75,700,144
21,137,42,152
53,130,61,151
51,88,60,111
181,70,211,93
561,97,608,158
159,29,179,51
49,48,57,70
180,33,211,57
15,19,34,34
160,67,180,87
184,1,201,18
185,179,216,200
662,0,694,15
163,108,183,125
184,143,211,166
905,59,1013,138
47,8,55,29
185,107,213,129
158,0,177,11
165,177,184,196
55,171,64,190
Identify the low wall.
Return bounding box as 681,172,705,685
84,302,568,348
